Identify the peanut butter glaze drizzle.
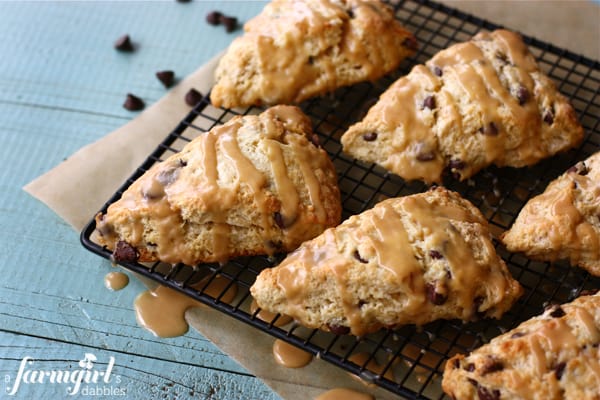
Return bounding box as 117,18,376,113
239,0,411,105
348,29,544,183
96,106,333,265
275,191,511,336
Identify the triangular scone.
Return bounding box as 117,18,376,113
341,29,584,184
210,0,417,109
251,187,522,336
94,105,341,266
502,152,600,276
443,291,600,400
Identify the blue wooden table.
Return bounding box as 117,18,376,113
0,1,281,399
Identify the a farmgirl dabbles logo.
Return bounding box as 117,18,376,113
5,353,126,396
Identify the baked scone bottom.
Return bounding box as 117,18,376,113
341,29,584,184
442,292,600,400
94,105,341,266
210,0,417,108
502,151,600,276
251,187,522,336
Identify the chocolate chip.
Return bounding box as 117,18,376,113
481,357,504,375
580,289,600,297
554,362,566,380
220,16,238,33
448,159,465,170
362,132,378,141
543,110,554,125
185,88,203,107
402,36,418,51
327,324,350,335
422,95,436,110
480,122,499,136
123,93,144,111
156,70,175,88
516,86,529,105
433,66,443,77
567,161,589,176
274,212,285,229
308,55,315,65
347,8,355,18
353,250,368,264
309,134,320,147
477,386,500,400
465,363,475,372
113,241,139,263
549,305,566,318
429,249,443,259
206,11,223,25
426,282,447,305
358,300,367,308
467,378,478,386
114,34,134,52
417,151,435,161
452,359,460,369
510,332,526,339
179,159,187,167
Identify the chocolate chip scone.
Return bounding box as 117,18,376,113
210,0,416,109
442,291,600,400
250,187,522,336
341,29,584,184
501,151,600,276
94,105,341,266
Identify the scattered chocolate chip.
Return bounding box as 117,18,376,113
495,51,508,64
580,288,600,297
422,95,436,110
549,305,566,318
327,323,350,335
467,378,478,386
417,151,436,162
426,282,447,305
308,55,315,65
353,250,368,264
516,86,529,105
452,359,460,369
510,332,526,339
347,8,355,18
113,241,139,263
543,110,554,125
114,34,134,52
185,88,203,107
554,362,566,380
433,66,443,77
123,93,144,111
402,36,418,51
480,122,499,136
156,70,175,88
274,212,285,229
477,386,500,400
429,249,443,259
448,159,466,170
179,159,187,167
362,132,378,141
358,300,367,308
220,15,238,33
465,363,475,372
481,357,504,375
206,11,223,25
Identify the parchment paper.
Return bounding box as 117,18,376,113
23,2,600,399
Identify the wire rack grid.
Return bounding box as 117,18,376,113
81,0,600,398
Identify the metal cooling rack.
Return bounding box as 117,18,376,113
81,0,600,398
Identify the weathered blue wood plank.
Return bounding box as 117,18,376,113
0,331,278,400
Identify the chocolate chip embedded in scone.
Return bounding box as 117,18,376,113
341,29,584,184
210,0,417,108
442,292,600,400
502,151,600,276
94,105,341,266
250,187,522,336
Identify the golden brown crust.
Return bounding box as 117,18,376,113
501,151,600,276
442,292,600,400
341,29,584,184
251,187,522,336
94,105,341,265
211,0,416,108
